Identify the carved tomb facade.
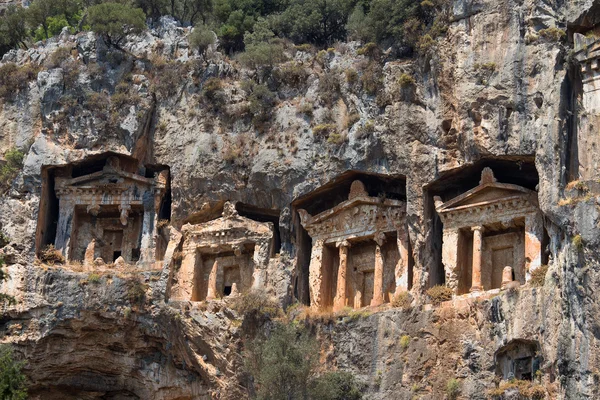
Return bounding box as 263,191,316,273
299,180,410,311
51,155,168,266
170,202,273,301
435,168,543,295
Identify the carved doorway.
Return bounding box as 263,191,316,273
104,229,123,262
491,247,513,289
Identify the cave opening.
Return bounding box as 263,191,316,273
424,157,539,289
291,171,407,305
235,202,281,256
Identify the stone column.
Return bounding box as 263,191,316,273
395,229,410,292
441,229,460,292
371,234,385,307
139,191,159,264
308,239,325,309
251,240,270,291
333,240,350,312
525,213,543,282
54,198,75,260
471,226,484,292
176,245,197,301
206,259,219,300
501,266,513,289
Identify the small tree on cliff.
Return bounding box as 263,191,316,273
246,323,318,399
88,2,146,48
0,344,27,400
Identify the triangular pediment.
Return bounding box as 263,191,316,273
438,183,535,213
63,169,154,188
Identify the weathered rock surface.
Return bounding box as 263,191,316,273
2,0,600,398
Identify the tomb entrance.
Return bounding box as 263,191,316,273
299,180,409,311
170,202,274,302
37,153,169,267
435,168,542,294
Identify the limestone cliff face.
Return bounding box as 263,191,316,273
1,0,600,398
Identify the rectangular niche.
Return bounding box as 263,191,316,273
70,205,143,264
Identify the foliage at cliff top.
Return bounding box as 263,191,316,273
0,0,451,58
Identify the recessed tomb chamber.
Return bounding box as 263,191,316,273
434,168,543,295
298,180,409,311
36,153,169,267
169,202,274,301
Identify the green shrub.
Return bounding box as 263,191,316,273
356,42,380,59
245,323,318,399
345,68,358,84
127,279,148,305
202,77,226,111
0,232,9,248
231,290,282,317
309,371,363,400
0,345,27,400
529,265,548,287
274,62,309,88
295,43,313,52
88,3,146,48
573,234,583,251
426,285,453,305
417,34,435,52
400,335,411,349
88,273,101,284
327,132,345,145
538,27,566,42
85,91,110,115
45,46,72,69
398,73,416,88
0,148,24,192
189,23,215,57
446,378,460,400
238,18,285,72
318,70,340,104
392,291,412,309
356,120,375,139
359,62,383,95
0,63,39,101
313,124,337,138
241,80,277,126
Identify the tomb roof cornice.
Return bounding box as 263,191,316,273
299,196,405,226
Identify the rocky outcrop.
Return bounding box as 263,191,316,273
2,0,600,398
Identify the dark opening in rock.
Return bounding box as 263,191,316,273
424,157,539,289
291,170,408,305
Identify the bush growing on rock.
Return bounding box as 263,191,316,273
446,378,460,400
0,344,27,400
426,285,453,305
309,371,363,400
241,80,277,126
0,256,16,306
39,245,65,265
245,322,318,399
0,63,39,102
392,291,412,309
0,148,24,192
529,265,549,287
88,2,146,48
231,290,282,318
189,23,215,58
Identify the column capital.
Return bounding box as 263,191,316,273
336,240,351,249
471,225,485,233
374,232,386,246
